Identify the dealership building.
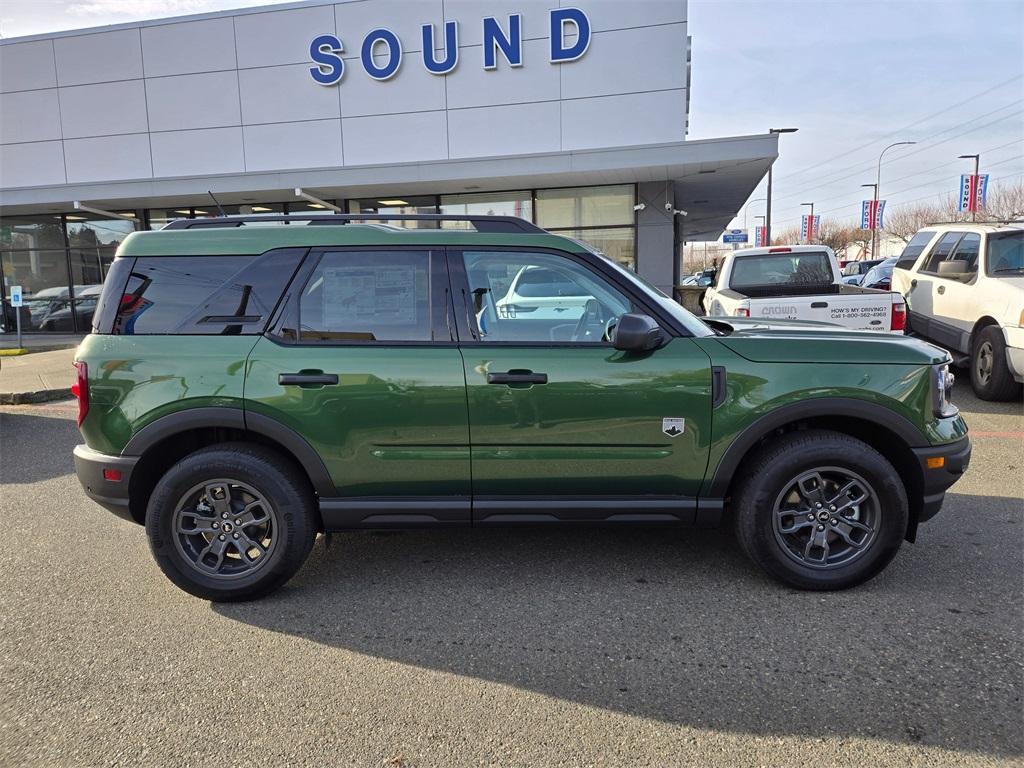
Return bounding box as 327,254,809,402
0,0,776,334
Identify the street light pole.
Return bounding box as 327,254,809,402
744,197,767,230
861,183,878,258
959,154,981,222
765,128,799,245
874,141,916,260
801,202,815,243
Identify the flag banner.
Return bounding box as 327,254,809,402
754,225,766,247
801,215,820,242
959,174,990,212
861,200,885,230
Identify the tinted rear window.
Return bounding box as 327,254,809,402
730,252,832,290
895,230,936,269
114,250,303,335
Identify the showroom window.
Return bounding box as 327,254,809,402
536,185,637,269
0,212,140,333
347,196,439,228
439,191,533,228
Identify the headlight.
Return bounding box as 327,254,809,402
932,363,958,417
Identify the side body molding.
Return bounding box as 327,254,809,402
706,397,929,498
121,406,336,497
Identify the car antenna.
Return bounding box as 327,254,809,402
207,190,227,217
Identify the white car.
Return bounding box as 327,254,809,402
701,245,907,333
891,223,1023,400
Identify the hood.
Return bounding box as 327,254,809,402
707,318,949,365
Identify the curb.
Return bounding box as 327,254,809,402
0,344,78,355
0,388,73,405
0,348,29,357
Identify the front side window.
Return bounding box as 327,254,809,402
462,250,632,343
292,250,442,342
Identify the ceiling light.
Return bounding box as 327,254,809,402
65,215,87,221
251,206,272,212
306,203,326,209
173,209,191,215
378,199,409,206
192,210,208,215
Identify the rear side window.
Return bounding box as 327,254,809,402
286,249,446,343
113,250,303,335
896,230,937,270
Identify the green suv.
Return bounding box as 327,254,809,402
72,214,971,600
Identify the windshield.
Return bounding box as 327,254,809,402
597,254,715,337
730,252,833,290
987,231,1024,276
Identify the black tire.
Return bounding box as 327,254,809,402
145,442,317,601
733,430,908,590
970,325,1021,401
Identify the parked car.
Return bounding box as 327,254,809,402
73,214,969,601
892,223,1023,400
841,259,885,286
702,246,907,333
861,258,898,291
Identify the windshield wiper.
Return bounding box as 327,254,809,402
992,267,1024,274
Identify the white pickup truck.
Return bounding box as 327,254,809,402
702,245,907,333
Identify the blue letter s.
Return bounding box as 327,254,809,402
550,8,590,63
309,34,344,85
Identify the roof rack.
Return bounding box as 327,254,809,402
923,220,1024,227
161,213,546,234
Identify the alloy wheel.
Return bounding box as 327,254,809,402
172,479,278,579
975,341,994,386
771,467,880,569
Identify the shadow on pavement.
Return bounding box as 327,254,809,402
214,495,1022,758
0,409,79,485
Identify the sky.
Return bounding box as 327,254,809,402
1,0,1022,234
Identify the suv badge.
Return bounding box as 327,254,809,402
662,418,685,437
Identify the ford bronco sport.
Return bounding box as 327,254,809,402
73,214,971,601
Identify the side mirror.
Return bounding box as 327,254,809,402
611,313,665,352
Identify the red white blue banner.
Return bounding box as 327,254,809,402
754,225,767,247
861,199,885,230
958,174,989,212
800,215,820,242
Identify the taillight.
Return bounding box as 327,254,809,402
72,361,89,426
734,307,750,318
891,301,907,332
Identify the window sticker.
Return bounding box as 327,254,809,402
323,265,417,328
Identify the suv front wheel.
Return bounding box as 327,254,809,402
733,430,908,590
146,443,317,601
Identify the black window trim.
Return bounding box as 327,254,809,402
446,245,688,348
895,230,940,271
919,231,968,278
267,245,456,348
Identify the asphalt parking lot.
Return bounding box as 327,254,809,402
1,386,1021,767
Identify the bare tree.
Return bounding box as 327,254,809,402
881,180,1024,242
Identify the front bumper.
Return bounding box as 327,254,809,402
913,436,971,523
73,444,139,524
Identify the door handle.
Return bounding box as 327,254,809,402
278,372,339,386
810,301,828,308
486,370,548,386
937,285,945,295
910,279,918,288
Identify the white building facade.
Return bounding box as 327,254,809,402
0,0,776,333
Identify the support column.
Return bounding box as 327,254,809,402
636,182,676,295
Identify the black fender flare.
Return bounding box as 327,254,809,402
122,406,335,497
705,397,928,498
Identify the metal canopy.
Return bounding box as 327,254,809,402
0,134,777,241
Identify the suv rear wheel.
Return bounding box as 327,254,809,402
970,325,1020,401
145,443,317,601
733,430,908,590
